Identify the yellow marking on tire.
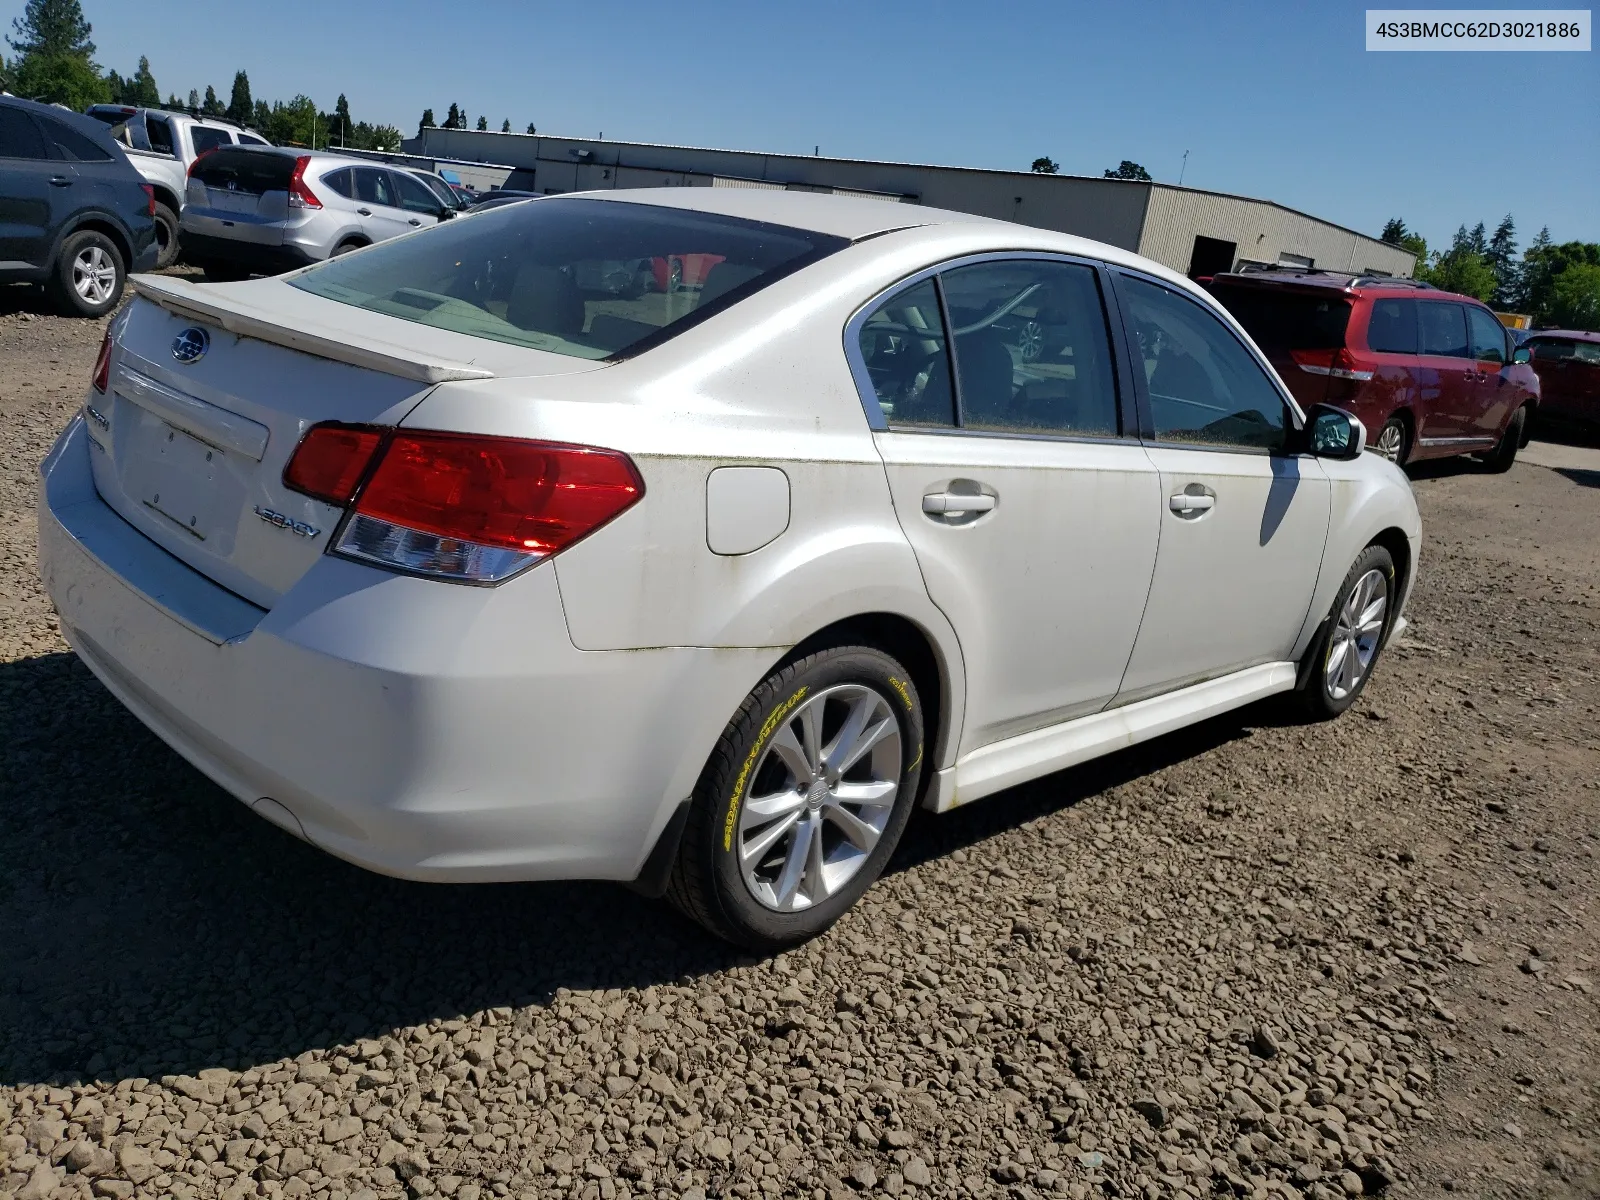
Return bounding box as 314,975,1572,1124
887,675,914,712
723,686,808,852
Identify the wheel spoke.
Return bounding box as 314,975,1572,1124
739,809,800,868
1341,640,1360,692
798,702,824,776
767,723,812,786
826,697,895,778
822,799,880,852
772,814,815,908
743,788,807,821
829,778,897,807
801,817,828,901
1357,594,1387,632
1326,637,1350,681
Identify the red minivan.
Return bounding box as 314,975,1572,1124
1207,271,1540,470
1523,330,1600,437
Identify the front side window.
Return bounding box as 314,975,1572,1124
1418,302,1469,358
1466,306,1508,364
0,107,49,160
392,171,443,214
1119,275,1288,450
290,197,847,360
940,259,1118,436
1366,298,1418,354
857,279,955,427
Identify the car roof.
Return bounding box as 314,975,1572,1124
6,95,126,144
201,145,379,167
1525,329,1600,343
581,186,1001,241
1211,268,1494,306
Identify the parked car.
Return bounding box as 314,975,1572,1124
179,147,456,279
1,96,158,316
465,188,540,214
38,190,1419,949
1523,330,1600,437
404,168,472,214
1206,270,1539,470
84,106,269,269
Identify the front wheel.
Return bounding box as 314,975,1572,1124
1481,405,1527,473
1296,544,1396,721
667,645,925,950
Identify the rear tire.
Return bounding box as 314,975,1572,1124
330,240,364,257
152,203,180,270
1482,405,1527,473
667,645,925,951
1371,416,1409,466
46,230,125,318
1296,544,1397,721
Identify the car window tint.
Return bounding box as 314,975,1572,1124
858,279,955,427
146,116,175,155
353,167,395,207
1530,339,1576,362
1366,298,1418,354
1466,307,1507,364
392,171,442,214
237,134,268,146
1575,343,1600,364
1120,275,1287,451
41,117,112,162
0,107,50,160
1418,302,1469,358
190,127,232,157
939,259,1118,436
321,167,354,199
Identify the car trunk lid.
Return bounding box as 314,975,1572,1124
89,279,605,609
184,147,294,245
1207,279,1355,409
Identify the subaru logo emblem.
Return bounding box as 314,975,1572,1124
171,327,209,364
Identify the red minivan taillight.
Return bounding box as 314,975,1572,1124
91,329,113,394
1290,347,1374,382
287,155,323,210
283,426,644,583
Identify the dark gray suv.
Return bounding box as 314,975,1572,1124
0,97,159,316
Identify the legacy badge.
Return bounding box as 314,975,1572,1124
254,506,320,538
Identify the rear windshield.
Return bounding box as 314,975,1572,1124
1209,284,1352,352
190,148,294,195
289,197,849,360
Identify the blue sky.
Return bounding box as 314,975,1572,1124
13,0,1595,249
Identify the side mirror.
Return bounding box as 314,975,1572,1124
1513,347,1531,364
438,206,456,220
1305,403,1366,460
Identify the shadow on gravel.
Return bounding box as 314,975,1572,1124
0,283,57,318
0,647,1276,1090
1554,467,1600,489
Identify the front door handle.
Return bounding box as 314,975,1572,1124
408,217,422,226
923,491,996,515
356,207,372,216
1169,492,1215,516
49,175,72,187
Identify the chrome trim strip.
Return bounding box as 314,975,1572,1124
1417,435,1496,447
114,364,270,461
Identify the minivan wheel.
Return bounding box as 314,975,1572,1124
1372,417,1409,465
1296,544,1396,721
46,230,125,318
667,645,925,950
1482,405,1527,473
152,203,180,270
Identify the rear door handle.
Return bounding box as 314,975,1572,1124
408,218,422,226
49,175,72,187
1169,492,1215,515
922,491,996,515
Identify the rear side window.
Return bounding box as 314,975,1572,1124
0,107,49,160
858,279,955,427
321,167,354,198
146,115,175,155
1529,339,1579,362
1418,302,1469,358
1209,285,1351,352
1466,306,1508,364
189,127,233,157
1366,298,1418,354
39,117,112,162
191,148,293,195
290,197,848,360
237,133,268,146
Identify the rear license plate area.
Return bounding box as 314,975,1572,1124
211,190,257,214
126,419,224,541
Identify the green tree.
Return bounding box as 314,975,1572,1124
1030,156,1059,174
1548,263,1600,331
525,122,537,134
443,102,461,129
1399,233,1427,271
226,70,252,124
370,124,401,151
1486,214,1517,307
418,107,435,136
476,114,488,131
202,84,223,117
500,118,510,132
1468,221,1488,257
1520,236,1600,324
1103,160,1152,181
1418,245,1497,301
127,55,159,106
1380,218,1408,245
187,87,199,110
7,0,107,106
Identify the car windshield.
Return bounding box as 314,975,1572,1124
289,197,847,359
1208,284,1352,351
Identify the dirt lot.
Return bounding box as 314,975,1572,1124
0,284,1596,1200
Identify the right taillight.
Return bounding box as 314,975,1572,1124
287,155,323,210
283,425,643,584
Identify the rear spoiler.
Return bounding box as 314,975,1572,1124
129,275,495,384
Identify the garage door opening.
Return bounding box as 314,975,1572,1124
1188,236,1237,279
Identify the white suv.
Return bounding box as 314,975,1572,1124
180,147,455,279
39,190,1420,949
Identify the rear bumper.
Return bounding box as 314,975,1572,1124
39,416,770,883
179,231,318,275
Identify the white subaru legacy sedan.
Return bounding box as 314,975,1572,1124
38,190,1420,949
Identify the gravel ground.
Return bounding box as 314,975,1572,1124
0,282,1596,1200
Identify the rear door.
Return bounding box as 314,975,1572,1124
1414,300,1478,450
866,257,1162,752
185,149,292,246
0,104,65,270
350,168,411,242
1111,270,1330,700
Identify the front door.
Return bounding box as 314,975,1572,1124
0,105,61,269
1110,272,1331,701
1413,300,1479,451
1465,304,1516,439
861,260,1162,753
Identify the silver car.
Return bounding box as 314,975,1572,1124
180,147,455,279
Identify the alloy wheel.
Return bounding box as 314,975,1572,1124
1016,320,1044,362
735,684,902,913
72,246,117,306
1373,422,1405,463
1325,568,1388,701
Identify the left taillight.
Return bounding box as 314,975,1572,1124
283,425,644,584
91,328,112,394
1290,347,1374,382
140,183,155,217
287,155,322,210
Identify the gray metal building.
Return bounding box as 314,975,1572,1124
402,128,1416,279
